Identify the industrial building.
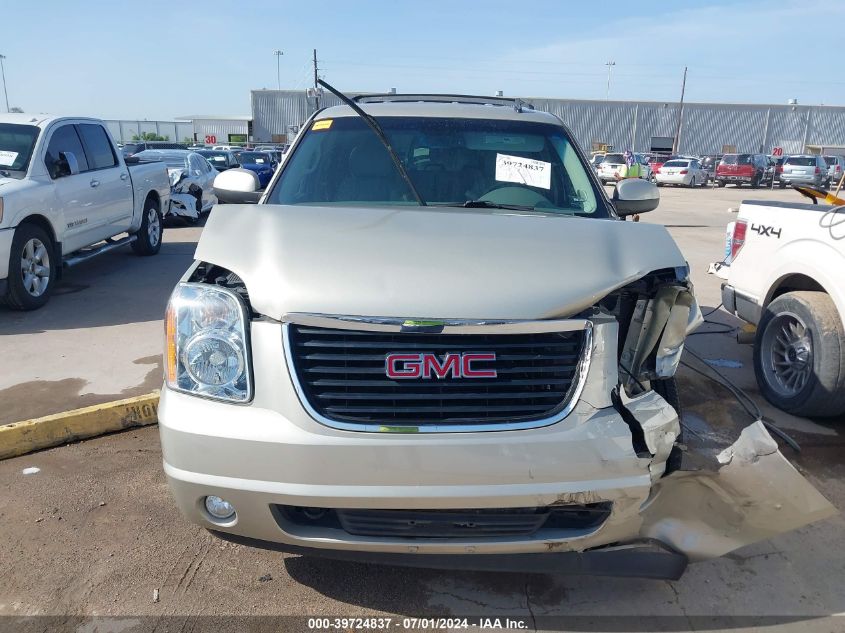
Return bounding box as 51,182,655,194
251,89,845,156
104,115,251,145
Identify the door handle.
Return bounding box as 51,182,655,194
90,179,100,188
120,172,129,181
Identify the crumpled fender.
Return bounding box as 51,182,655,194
638,420,837,561
169,192,199,219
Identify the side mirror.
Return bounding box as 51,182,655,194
213,168,261,203
57,151,80,177
613,178,660,216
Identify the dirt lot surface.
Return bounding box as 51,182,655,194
1,186,843,632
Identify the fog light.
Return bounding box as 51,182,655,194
205,495,236,520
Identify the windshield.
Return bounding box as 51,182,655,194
720,154,752,165
133,150,187,169
602,153,625,164
267,116,605,217
823,156,836,165
785,157,816,166
198,151,230,165
663,160,689,168
238,152,272,164
0,124,40,174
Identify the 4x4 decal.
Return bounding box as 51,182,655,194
750,223,781,238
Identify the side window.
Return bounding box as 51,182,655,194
188,155,201,172
77,124,118,170
44,124,89,179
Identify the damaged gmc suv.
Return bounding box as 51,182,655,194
158,89,834,579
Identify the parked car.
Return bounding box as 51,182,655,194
633,153,654,181
234,151,278,188
716,200,845,417
698,154,722,180
132,149,217,220
597,152,649,183
589,152,605,172
121,140,187,158
212,145,243,151
0,114,170,309
647,153,672,177
655,158,707,187
715,153,767,187
823,155,845,188
157,91,834,579
779,155,827,188
197,149,241,172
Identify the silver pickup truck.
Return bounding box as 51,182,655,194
159,92,834,579
0,114,170,310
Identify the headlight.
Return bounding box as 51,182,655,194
165,283,252,403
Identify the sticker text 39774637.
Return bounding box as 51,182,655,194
495,153,551,190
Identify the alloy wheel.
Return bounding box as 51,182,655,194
20,238,51,297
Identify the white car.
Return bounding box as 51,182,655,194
655,159,707,187
597,153,651,183
0,114,170,310
133,149,217,221
716,199,845,416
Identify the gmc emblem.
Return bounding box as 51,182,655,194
385,352,497,379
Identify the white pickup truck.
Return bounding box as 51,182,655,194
718,199,845,417
0,114,171,310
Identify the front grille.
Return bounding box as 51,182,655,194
286,324,588,428
276,504,612,539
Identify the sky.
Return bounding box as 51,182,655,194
1,0,844,120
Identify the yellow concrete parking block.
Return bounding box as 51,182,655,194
0,391,159,461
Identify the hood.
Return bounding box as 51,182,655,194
194,204,687,321
241,162,272,171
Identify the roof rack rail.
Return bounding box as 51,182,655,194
353,93,534,112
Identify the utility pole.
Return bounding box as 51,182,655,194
313,49,320,110
0,54,9,113
605,61,615,100
673,66,688,153
273,50,283,91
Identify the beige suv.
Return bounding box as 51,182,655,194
158,92,834,579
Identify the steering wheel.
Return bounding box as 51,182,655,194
479,186,553,207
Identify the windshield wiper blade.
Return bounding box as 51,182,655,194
317,79,426,207
461,200,536,211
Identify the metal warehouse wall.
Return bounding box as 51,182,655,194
251,90,845,155
191,119,249,142
104,120,193,143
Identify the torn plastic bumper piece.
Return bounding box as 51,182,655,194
210,530,689,580
639,421,837,561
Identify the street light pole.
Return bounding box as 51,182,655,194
605,61,616,101
0,54,9,112
273,50,283,91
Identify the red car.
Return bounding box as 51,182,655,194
715,153,767,187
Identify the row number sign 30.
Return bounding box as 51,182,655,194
772,147,783,157
205,135,217,145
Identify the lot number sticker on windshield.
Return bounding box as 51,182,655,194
0,150,18,166
495,153,551,189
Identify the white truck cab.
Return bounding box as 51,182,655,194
0,114,171,309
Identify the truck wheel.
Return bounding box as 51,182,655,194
716,179,725,187
131,196,163,256
750,175,760,189
3,223,56,311
778,181,786,189
754,291,845,417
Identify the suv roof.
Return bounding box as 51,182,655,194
316,100,561,125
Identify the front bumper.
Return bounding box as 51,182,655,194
160,318,682,564
0,226,14,280
159,319,836,574
655,174,691,185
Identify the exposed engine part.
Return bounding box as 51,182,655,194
188,261,254,315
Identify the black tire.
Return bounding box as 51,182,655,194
750,175,760,189
753,291,845,417
2,223,56,311
778,181,786,189
131,196,163,256
716,179,725,187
